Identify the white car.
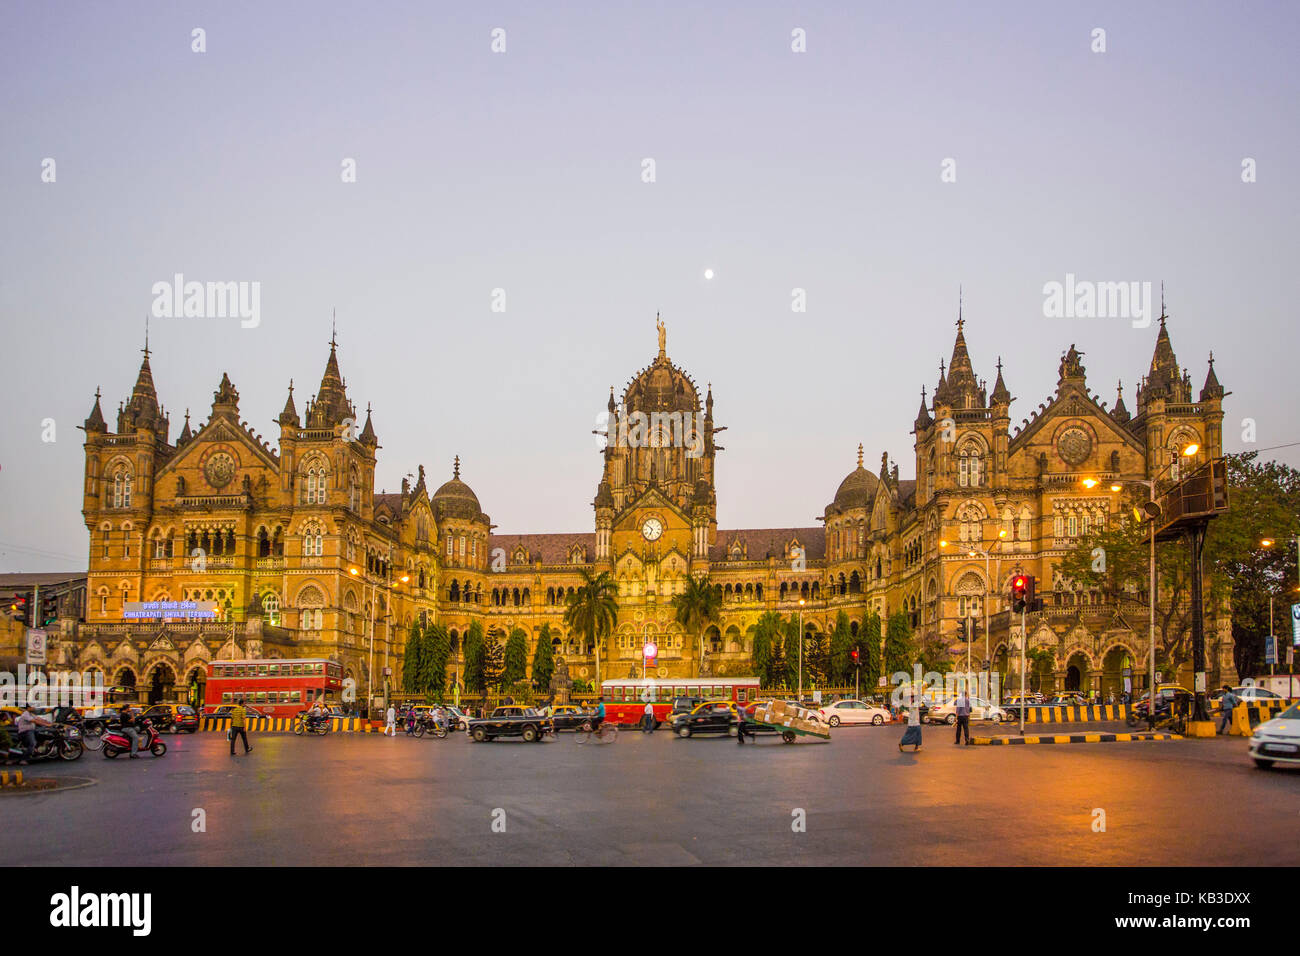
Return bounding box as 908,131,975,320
818,699,891,726
1249,702,1300,769
1234,685,1284,702
927,697,1009,724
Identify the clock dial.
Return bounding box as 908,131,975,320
641,518,663,541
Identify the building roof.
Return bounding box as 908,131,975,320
489,532,596,564
0,572,87,588
710,527,825,562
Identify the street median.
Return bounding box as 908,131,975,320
972,731,1181,745
200,717,375,733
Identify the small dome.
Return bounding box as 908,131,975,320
432,457,484,521
832,465,878,512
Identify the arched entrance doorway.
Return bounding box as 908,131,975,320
1101,646,1132,701
114,667,138,703
185,665,206,709
1064,652,1089,693
147,662,176,704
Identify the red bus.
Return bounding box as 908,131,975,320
204,658,343,718
599,677,762,726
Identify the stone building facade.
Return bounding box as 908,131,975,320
64,311,1233,705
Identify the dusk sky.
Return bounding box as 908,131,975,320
2,1,1297,571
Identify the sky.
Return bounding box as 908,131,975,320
1,0,1297,571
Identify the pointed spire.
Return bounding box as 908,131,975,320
279,379,300,427
914,386,933,430
453,455,461,480
1200,352,1224,401
607,386,616,414
944,307,979,403
177,408,193,444
307,322,350,427
706,382,714,417
84,387,106,431
933,359,949,405
1112,379,1131,423
991,356,1011,406
359,403,377,444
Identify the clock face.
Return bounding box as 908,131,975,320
641,518,664,541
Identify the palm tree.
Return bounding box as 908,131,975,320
563,568,619,687
672,574,723,675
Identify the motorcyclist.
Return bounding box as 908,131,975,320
14,702,52,764
433,704,447,733
308,698,326,728
118,704,143,758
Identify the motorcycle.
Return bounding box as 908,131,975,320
2,722,84,763
405,713,449,739
101,718,167,758
293,712,331,736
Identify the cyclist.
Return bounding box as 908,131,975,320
593,697,607,737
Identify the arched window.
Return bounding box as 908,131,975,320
263,592,281,626
112,467,133,508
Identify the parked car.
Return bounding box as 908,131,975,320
548,704,594,732
467,706,554,742
927,697,1009,724
672,701,738,738
204,704,273,720
141,703,199,733
819,699,891,726
1232,685,1285,702
1249,702,1300,769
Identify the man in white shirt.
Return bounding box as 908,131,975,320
384,704,397,736
15,703,52,764
642,700,655,734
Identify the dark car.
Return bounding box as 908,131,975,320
672,701,738,738
206,704,272,721
670,696,705,720
548,704,595,732
141,703,200,733
467,706,555,743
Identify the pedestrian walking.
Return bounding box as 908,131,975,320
228,701,251,755
898,693,923,752
642,699,655,733
385,704,397,736
1217,685,1239,735
954,690,972,745
735,704,748,745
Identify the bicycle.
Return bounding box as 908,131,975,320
576,720,617,744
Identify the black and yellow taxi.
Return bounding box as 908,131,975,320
547,703,594,732
671,700,739,738
141,703,200,733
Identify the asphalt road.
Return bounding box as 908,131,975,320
4,724,1296,866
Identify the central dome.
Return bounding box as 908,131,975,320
828,446,879,513
431,457,484,521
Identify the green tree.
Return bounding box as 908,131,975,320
531,622,556,691
805,630,829,685
422,623,450,699
504,627,529,686
828,611,853,685
462,621,486,694
915,630,953,676
884,611,912,678
564,568,619,685
672,574,723,673
1057,452,1300,679
782,616,802,688
401,621,424,694
861,611,883,690
483,632,506,691
750,611,784,687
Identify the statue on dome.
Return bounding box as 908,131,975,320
656,313,666,356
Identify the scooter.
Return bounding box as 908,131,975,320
101,718,167,758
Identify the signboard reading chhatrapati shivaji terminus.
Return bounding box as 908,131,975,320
69,314,1233,702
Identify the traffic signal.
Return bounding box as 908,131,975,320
1011,575,1038,613
41,592,58,625
850,648,860,666
7,591,30,625
1011,575,1028,613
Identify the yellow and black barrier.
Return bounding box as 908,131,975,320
1020,704,1129,723
201,717,375,733
973,731,1180,745
1229,700,1295,736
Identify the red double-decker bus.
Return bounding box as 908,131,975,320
204,658,343,718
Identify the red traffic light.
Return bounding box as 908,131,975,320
850,649,860,663
1011,576,1027,594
